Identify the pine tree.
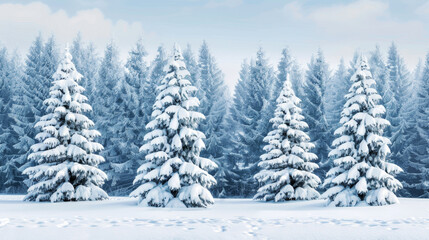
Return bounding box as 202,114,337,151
9,35,58,190
0,47,18,192
222,60,252,197
386,44,412,175
254,74,320,201
322,56,402,207
118,39,150,194
302,49,331,176
93,42,127,194
147,46,168,113
276,48,293,98
369,45,388,98
23,46,108,202
183,44,200,88
130,44,217,208
290,61,304,99
70,34,99,102
196,41,231,197
384,43,410,140
231,49,276,197
325,59,349,130
400,54,429,198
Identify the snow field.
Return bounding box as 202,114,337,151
0,195,428,240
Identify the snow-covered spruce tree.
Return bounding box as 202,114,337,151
322,56,402,207
130,44,217,208
254,74,320,201
23,46,108,202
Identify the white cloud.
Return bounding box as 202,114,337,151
282,0,425,43
415,1,429,15
205,0,243,8
283,1,304,19
0,2,144,57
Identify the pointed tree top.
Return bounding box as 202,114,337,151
173,43,183,60
357,54,369,71
64,43,73,62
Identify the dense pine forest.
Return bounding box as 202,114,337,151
0,34,428,201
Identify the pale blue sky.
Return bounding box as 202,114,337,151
0,0,428,88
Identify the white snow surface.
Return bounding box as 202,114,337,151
0,195,428,240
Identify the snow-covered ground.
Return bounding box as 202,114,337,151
0,195,428,240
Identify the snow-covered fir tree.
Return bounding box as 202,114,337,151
196,41,231,197
23,46,108,202
322,56,403,207
302,49,331,176
130,44,217,208
254,74,320,201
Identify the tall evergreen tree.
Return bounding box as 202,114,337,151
223,60,252,197
9,35,59,189
23,47,108,202
290,61,304,99
276,48,293,98
302,49,331,176
93,41,127,194
147,46,168,113
399,54,429,198
228,49,276,197
182,44,200,88
0,47,19,192
386,44,412,174
130,44,217,208
119,39,150,194
322,56,402,207
196,41,231,197
325,59,349,131
254,74,320,201
70,34,99,101
369,45,388,98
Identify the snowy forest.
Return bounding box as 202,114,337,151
0,33,428,205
